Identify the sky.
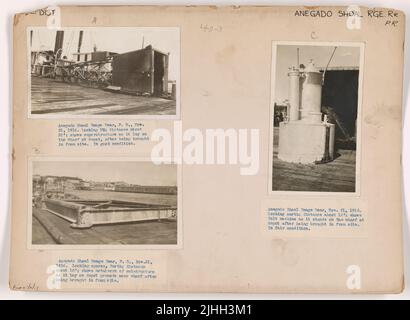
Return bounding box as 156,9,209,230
30,27,180,81
274,44,361,104
33,161,177,186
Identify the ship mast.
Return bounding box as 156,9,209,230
54,30,64,58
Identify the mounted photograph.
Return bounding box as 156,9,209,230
28,27,180,118
29,159,180,247
269,42,363,193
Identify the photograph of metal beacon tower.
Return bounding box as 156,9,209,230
272,43,362,193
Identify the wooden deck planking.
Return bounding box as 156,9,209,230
272,127,356,192
31,76,176,115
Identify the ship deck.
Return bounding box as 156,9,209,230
30,76,176,116
32,208,177,245
272,127,356,192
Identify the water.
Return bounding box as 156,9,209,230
66,190,177,206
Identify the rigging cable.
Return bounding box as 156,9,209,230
322,46,337,84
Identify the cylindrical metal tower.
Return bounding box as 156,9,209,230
288,68,301,121
300,61,323,123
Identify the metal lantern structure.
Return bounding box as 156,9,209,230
278,60,335,164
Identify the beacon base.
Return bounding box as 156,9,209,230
278,121,335,164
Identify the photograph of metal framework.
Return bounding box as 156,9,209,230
29,27,179,116
271,43,362,192
31,160,178,245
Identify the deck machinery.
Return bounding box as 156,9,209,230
111,46,169,96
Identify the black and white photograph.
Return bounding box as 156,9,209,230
270,42,363,193
30,159,179,246
28,27,180,118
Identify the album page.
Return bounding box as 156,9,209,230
10,5,405,293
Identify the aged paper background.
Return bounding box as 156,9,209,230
10,5,405,293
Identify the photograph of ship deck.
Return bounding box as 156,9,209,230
30,160,179,246
29,27,179,117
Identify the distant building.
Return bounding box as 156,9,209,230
104,183,115,191
115,184,177,195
